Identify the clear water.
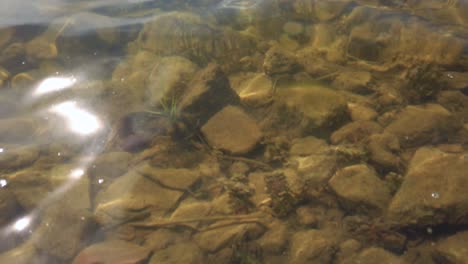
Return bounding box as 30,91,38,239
0,0,467,263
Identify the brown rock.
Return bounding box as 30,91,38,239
72,240,151,264
333,70,372,94
257,220,289,254
289,230,337,264
329,164,391,213
349,247,404,264
434,231,468,264
348,103,378,121
367,133,401,171
331,121,382,144
0,145,39,171
136,163,201,190
201,105,262,154
179,64,240,127
263,46,300,77
384,104,461,148
388,147,468,226
149,242,204,264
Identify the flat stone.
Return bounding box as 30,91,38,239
194,222,261,253
367,133,401,171
72,240,151,264
136,163,201,190
329,164,391,213
201,105,262,154
388,147,468,226
434,231,468,264
95,170,184,226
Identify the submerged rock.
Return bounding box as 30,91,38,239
289,229,337,264
329,164,391,213
136,12,254,64
179,64,240,127
388,147,468,226
201,105,262,154
149,242,204,264
330,121,382,144
72,240,151,264
434,231,468,264
384,104,461,148
273,83,349,136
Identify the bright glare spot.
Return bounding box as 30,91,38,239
57,152,61,156
98,178,104,184
0,179,7,187
70,168,84,179
34,76,77,96
431,192,440,199
50,101,101,135
14,217,31,231
0,148,3,153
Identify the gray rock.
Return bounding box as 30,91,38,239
384,104,461,148
329,164,391,213
289,229,337,264
201,105,262,154
0,118,38,143
149,242,204,264
433,231,468,264
72,240,151,264
331,121,382,144
94,170,184,226
8,169,51,210
388,147,468,226
0,145,39,171
0,187,19,226
32,176,92,261
179,64,240,127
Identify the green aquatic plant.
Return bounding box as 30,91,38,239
144,96,179,121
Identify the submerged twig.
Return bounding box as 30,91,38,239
130,214,268,232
